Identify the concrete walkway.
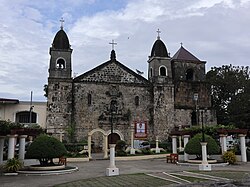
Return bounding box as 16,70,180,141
1,158,250,187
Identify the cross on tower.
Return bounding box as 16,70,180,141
109,39,117,50
157,28,161,39
60,17,64,30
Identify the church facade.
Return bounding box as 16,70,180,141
46,27,216,146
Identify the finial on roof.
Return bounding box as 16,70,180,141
180,42,183,47
110,50,116,60
157,28,161,40
60,17,64,30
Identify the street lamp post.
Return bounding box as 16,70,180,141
106,101,119,176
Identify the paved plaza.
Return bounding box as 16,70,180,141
1,157,250,187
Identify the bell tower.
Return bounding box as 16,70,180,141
46,19,73,136
48,19,72,79
147,29,172,83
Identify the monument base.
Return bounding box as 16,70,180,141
155,148,160,153
130,148,135,155
198,163,211,171
106,167,119,176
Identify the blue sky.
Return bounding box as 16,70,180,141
0,0,250,101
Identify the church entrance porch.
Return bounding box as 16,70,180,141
108,133,120,145
88,128,124,160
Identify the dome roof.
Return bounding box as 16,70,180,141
150,38,169,57
52,29,70,49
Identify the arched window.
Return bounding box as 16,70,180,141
56,59,65,69
159,66,167,76
135,96,139,106
16,111,37,124
186,69,194,81
87,93,92,106
150,68,153,77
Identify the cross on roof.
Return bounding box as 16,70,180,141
180,42,183,47
109,39,117,50
60,17,64,30
157,28,161,39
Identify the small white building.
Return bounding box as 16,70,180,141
0,98,46,129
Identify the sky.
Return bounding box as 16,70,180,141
0,0,250,101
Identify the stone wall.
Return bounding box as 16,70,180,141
46,78,73,135
73,82,152,143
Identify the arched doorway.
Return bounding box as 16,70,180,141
108,133,120,145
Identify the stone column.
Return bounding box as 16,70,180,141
239,134,247,162
88,134,92,159
172,135,177,154
183,135,190,161
106,144,119,176
0,136,5,164
130,124,135,154
178,135,183,152
155,136,160,153
18,135,27,161
7,134,17,159
103,135,108,159
219,134,227,154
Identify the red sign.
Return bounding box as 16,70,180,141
134,121,147,139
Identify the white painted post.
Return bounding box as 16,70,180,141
183,135,190,161
130,124,135,154
103,135,108,159
18,135,27,161
88,135,92,159
222,135,227,153
0,136,5,164
106,144,119,176
239,134,247,162
7,134,17,159
199,142,211,171
172,135,177,154
155,136,160,153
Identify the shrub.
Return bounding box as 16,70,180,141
141,148,153,155
116,140,126,151
4,158,23,172
26,134,67,166
116,150,127,156
222,151,237,164
184,133,220,159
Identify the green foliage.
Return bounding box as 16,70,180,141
26,134,67,166
0,120,24,135
222,151,237,164
185,124,236,139
184,133,220,159
206,65,250,128
66,123,76,143
43,84,48,98
116,150,127,156
116,140,126,151
4,158,23,172
141,148,153,155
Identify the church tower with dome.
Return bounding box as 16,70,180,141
46,25,216,147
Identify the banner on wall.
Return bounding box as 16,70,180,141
134,121,147,139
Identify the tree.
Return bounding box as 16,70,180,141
43,84,48,98
206,65,250,128
25,134,67,166
184,133,220,159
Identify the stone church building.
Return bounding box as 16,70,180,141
46,27,216,147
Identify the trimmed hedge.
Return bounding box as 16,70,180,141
184,133,220,159
26,134,67,166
